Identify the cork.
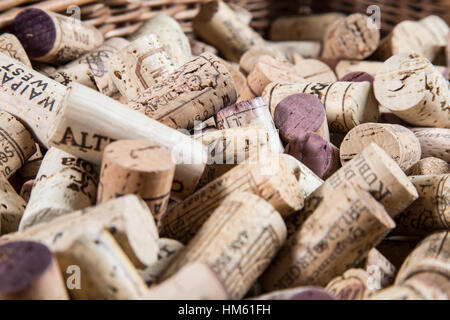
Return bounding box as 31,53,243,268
228,3,252,26
193,0,265,62
269,13,346,42
263,81,379,133
261,182,395,290
128,52,237,130
108,35,175,102
393,175,449,236
325,268,376,300
19,179,34,202
340,123,422,171
0,241,68,300
161,192,287,300
406,157,450,176
220,58,246,95
293,59,337,83
159,153,304,244
0,33,31,67
46,82,207,201
189,38,218,56
0,111,36,179
239,45,287,75
335,60,383,79
267,41,321,61
0,176,26,235
340,72,374,83
128,14,192,68
418,16,449,50
374,54,450,128
13,8,104,64
376,236,421,270
252,287,336,300
98,140,175,224
322,14,380,60
364,248,397,288
409,128,450,162
16,143,44,182
19,148,98,230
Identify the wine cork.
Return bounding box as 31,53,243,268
98,140,175,224
335,60,383,79
322,14,380,60
128,52,237,130
393,175,449,236
409,128,450,162
13,8,104,64
419,16,449,49
406,157,450,176
269,13,346,41
0,241,68,300
159,153,304,244
161,192,287,300
0,53,67,147
228,3,252,26
50,37,130,96
238,55,305,101
376,236,421,270
364,248,397,288
19,179,34,202
193,0,265,62
16,143,43,182
0,111,36,178
128,14,192,68
340,72,374,83
263,81,379,133
261,182,395,290
293,59,337,83
0,176,26,234
19,148,98,230
267,41,321,61
220,58,246,95
0,33,31,67
340,123,422,171
252,287,336,300
189,38,218,56
239,45,286,75
108,35,175,102
325,268,376,300
374,54,450,128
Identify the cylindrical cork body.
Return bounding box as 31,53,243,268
108,35,175,101
0,33,31,67
0,241,68,300
263,81,379,133
406,157,450,176
364,248,397,288
261,182,395,290
0,176,26,234
252,287,336,300
161,192,287,300
193,0,265,62
325,268,376,300
335,60,383,79
374,54,450,128
293,59,337,83
0,111,36,178
239,45,287,75
340,123,422,171
394,175,449,236
128,52,237,130
13,8,104,64
409,128,450,162
98,140,175,224
419,15,450,48
19,148,98,230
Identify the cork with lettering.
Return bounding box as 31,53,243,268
0,176,26,234
409,128,450,162
0,33,31,67
335,60,383,79
161,192,287,300
158,153,304,244
98,140,175,224
128,52,237,130
393,175,449,236
0,241,68,300
108,35,175,102
13,8,104,64
261,182,395,290
364,248,397,288
374,54,450,128
262,81,379,133
325,268,376,300
193,0,265,62
406,157,450,176
19,147,98,230
340,123,422,171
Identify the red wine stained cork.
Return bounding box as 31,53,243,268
325,268,376,300
239,45,286,75
263,81,379,133
0,241,68,300
108,34,175,102
374,54,450,128
0,111,36,179
19,179,34,202
274,93,329,142
322,14,380,60
293,59,337,83
19,147,98,230
409,128,450,162
161,192,287,300
393,175,449,236
128,52,237,130
0,33,31,67
13,8,104,64
252,287,336,300
335,60,383,79
364,248,397,288
261,182,395,290
340,123,422,172
159,153,304,244
340,72,374,83
0,176,26,235
98,140,175,224
193,0,266,62
406,157,450,176
269,13,346,42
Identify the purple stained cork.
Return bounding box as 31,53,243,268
340,71,374,83
274,93,326,142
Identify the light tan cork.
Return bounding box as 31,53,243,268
406,157,450,176
364,248,397,288
239,45,287,75
267,41,321,61
293,59,337,83
0,176,26,235
409,128,450,162
335,60,384,79
0,33,31,67
325,268,376,300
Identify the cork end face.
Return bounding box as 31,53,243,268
13,8,56,59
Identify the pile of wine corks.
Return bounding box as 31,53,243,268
0,0,449,300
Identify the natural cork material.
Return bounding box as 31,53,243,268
335,60,383,79
364,248,397,288
410,128,450,162
0,176,26,234
325,268,376,300
406,157,450,176
293,59,337,83
0,33,31,67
